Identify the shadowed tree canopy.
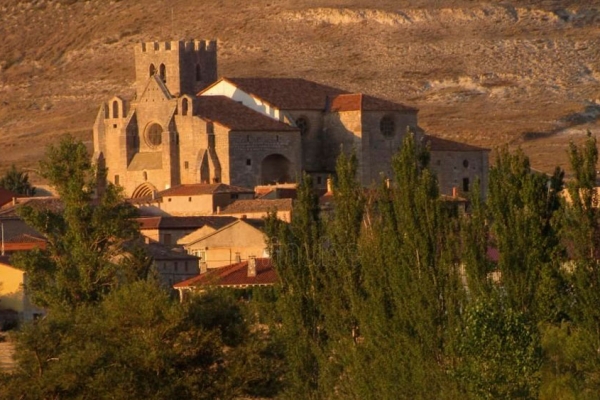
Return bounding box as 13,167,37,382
0,164,35,196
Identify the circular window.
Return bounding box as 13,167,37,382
380,116,395,137
144,123,163,148
463,159,469,168
296,117,309,135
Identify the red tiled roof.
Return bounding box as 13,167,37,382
136,216,238,230
159,183,254,197
329,93,418,113
221,198,293,214
424,135,490,152
216,77,348,110
195,96,297,132
174,258,277,288
0,188,17,208
0,197,63,218
6,233,45,244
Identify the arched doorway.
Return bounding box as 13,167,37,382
261,154,292,184
131,182,157,199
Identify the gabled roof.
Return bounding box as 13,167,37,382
424,135,490,152
182,218,265,247
145,243,199,261
159,183,254,197
221,198,293,214
207,77,348,110
136,216,237,230
195,96,297,131
174,258,276,289
329,93,418,113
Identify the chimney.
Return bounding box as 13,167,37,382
247,255,257,278
216,206,220,214
452,186,458,198
12,197,17,206
326,177,332,193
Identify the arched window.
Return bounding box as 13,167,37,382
296,117,309,135
182,98,189,116
143,171,148,181
159,64,166,83
380,116,395,137
196,64,201,81
112,101,119,118
149,64,156,77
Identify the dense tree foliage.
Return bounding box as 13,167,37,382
5,133,600,398
0,164,35,196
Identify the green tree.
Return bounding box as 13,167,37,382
0,164,35,196
1,283,275,399
265,173,325,399
12,135,143,309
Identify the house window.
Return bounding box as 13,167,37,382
184,262,189,272
184,161,189,169
164,233,172,245
188,197,192,202
463,177,470,192
246,159,252,166
114,175,120,185
296,116,309,135
143,171,148,181
380,115,395,137
463,159,469,168
231,194,239,200
112,101,119,118
149,63,156,77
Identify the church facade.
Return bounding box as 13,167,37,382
93,40,488,198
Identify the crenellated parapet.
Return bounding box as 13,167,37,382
137,40,217,54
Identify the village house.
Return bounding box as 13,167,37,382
173,256,276,302
178,218,268,270
0,256,45,324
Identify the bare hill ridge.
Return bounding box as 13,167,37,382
1,0,600,177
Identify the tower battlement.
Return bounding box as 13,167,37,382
137,40,217,54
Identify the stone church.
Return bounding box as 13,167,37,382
93,40,488,198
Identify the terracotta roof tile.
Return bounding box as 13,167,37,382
329,93,418,113
5,234,45,244
219,77,348,110
195,96,297,131
425,135,490,152
159,183,254,197
174,258,277,288
0,188,18,208
221,198,293,214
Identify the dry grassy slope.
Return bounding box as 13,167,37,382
1,0,600,178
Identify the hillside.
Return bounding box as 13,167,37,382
1,0,600,178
